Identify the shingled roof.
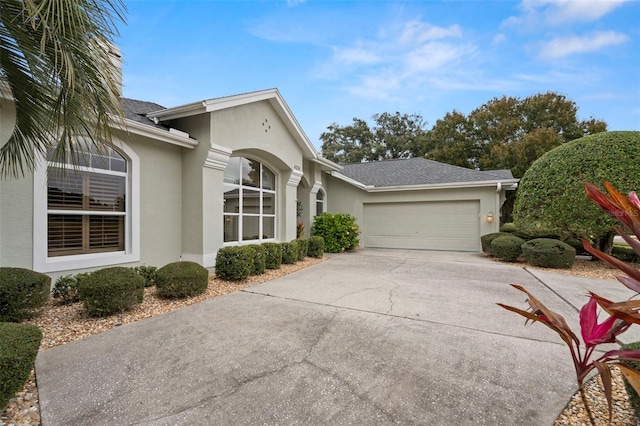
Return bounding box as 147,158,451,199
339,157,514,187
120,98,169,131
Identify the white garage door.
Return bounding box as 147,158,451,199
363,201,480,251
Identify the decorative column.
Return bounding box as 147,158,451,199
285,168,303,241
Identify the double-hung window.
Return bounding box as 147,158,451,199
223,157,276,243
46,145,127,257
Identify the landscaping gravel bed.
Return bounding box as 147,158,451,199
2,256,639,425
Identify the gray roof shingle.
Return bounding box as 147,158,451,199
120,98,169,131
339,158,514,187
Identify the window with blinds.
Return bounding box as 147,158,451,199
46,145,127,257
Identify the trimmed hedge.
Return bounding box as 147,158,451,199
613,245,640,263
480,232,511,255
281,242,298,264
263,243,282,270
0,323,42,410
78,267,145,316
156,261,209,297
296,239,309,261
521,238,576,269
307,236,324,258
248,245,267,275
214,247,253,281
491,235,525,262
620,341,640,419
513,131,640,243
311,212,360,253
0,268,51,322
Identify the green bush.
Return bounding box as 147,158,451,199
491,235,526,262
77,267,145,316
52,275,80,304
514,131,640,246
620,341,640,420
281,242,298,264
263,242,282,270
133,266,158,287
307,236,324,258
480,232,511,255
311,212,360,253
247,245,267,276
296,239,309,261
521,238,576,269
0,268,51,322
0,323,42,411
156,261,209,297
214,247,253,281
613,245,640,263
500,223,517,233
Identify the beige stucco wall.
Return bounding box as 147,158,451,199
169,100,308,267
120,132,184,268
325,173,505,251
0,95,34,269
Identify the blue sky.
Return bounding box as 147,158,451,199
118,0,640,150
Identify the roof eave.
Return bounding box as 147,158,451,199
118,118,198,148
364,179,520,192
314,157,342,172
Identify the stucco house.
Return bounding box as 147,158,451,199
0,86,517,278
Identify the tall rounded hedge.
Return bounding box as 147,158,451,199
491,235,525,262
513,131,640,243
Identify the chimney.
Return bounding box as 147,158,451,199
104,42,123,97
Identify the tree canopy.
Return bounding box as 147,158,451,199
0,0,126,178
319,92,606,176
427,92,607,177
512,131,640,252
320,112,429,164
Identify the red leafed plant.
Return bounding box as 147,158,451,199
498,181,640,424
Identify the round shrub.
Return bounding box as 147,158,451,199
248,245,267,276
156,261,209,297
52,275,80,304
307,236,324,258
78,267,145,317
311,212,360,253
499,223,517,233
514,131,640,247
263,243,282,270
480,232,511,255
281,242,298,264
0,323,42,411
0,268,51,322
521,238,576,269
296,239,309,261
491,235,525,262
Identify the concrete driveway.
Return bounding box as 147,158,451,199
35,249,638,425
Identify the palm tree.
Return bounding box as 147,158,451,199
0,0,126,178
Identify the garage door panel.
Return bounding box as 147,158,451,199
363,201,480,251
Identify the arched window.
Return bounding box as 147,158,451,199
46,143,128,256
223,157,276,243
316,189,325,216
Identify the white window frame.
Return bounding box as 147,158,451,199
33,141,140,272
315,188,327,216
223,157,277,245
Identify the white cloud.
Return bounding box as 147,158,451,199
311,18,478,100
540,30,629,58
504,0,630,28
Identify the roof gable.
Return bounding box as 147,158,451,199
339,158,515,187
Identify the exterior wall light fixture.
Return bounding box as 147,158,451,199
486,212,495,223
